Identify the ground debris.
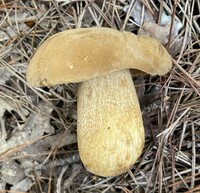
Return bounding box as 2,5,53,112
0,0,199,192
0,101,54,157
138,11,188,57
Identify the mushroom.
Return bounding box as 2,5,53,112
26,27,172,177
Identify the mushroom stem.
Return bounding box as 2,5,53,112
77,69,144,177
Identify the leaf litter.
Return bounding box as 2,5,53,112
0,0,200,192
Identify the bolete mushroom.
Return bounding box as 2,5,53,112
26,27,172,177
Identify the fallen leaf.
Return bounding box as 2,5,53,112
0,160,25,185
0,101,54,156
11,178,32,192
138,20,187,56
124,0,154,25
138,22,169,45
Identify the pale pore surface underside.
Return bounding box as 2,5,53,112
77,69,144,177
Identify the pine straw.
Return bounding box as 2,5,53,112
0,0,199,192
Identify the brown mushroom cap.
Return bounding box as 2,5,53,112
26,27,172,86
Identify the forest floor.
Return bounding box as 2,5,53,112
0,0,199,192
